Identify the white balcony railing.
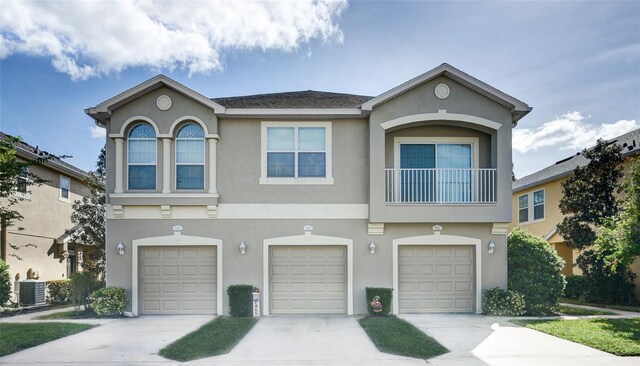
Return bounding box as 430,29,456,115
385,168,497,204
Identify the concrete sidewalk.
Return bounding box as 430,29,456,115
0,306,115,325
401,313,640,366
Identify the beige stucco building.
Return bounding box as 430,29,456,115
0,133,92,302
86,64,531,316
510,128,640,296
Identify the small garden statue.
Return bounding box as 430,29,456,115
370,295,383,313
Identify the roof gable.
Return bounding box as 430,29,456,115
85,75,225,125
361,63,531,124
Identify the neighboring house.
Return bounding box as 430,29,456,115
85,63,531,316
0,132,92,302
510,128,640,296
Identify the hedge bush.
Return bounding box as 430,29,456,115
227,285,254,317
46,280,71,304
69,272,101,312
508,228,566,315
482,288,526,316
563,275,589,299
365,287,393,316
0,260,10,305
89,287,127,316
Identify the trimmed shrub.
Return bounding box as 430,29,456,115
563,275,589,299
89,287,127,316
0,260,10,305
46,280,71,304
365,287,393,316
227,285,253,317
482,288,526,316
508,228,566,315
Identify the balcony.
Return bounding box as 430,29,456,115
385,168,497,204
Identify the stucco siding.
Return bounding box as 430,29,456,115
106,219,506,315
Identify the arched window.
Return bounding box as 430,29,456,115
176,123,205,190
128,123,157,190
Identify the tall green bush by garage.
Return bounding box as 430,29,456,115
508,228,566,315
365,287,393,316
227,285,253,317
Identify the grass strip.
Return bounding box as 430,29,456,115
560,297,640,313
512,317,640,356
33,310,77,320
0,322,95,356
159,317,258,362
358,315,448,359
556,304,617,316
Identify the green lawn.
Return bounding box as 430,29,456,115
556,304,617,316
560,297,640,313
0,322,95,356
512,317,640,356
159,317,258,362
358,316,448,360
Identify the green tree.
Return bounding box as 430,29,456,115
595,156,640,269
70,147,106,280
0,134,61,260
557,140,624,250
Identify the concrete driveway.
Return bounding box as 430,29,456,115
400,313,640,366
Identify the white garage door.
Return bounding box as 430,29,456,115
399,245,474,313
141,246,217,314
270,246,346,314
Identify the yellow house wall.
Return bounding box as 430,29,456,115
511,158,639,297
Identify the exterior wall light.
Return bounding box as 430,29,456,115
369,242,376,255
116,242,125,256
488,241,496,255
239,241,247,255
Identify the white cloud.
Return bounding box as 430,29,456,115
0,0,347,80
89,126,106,139
513,111,638,154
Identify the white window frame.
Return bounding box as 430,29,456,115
59,175,71,202
15,165,30,199
393,137,479,169
518,188,546,225
127,124,157,191
260,121,333,185
175,124,206,191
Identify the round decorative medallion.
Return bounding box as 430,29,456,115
156,95,172,111
434,83,450,99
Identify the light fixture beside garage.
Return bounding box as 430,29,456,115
369,241,376,255
488,241,496,255
116,242,125,256
239,241,247,255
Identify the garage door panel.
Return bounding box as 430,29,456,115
270,246,346,314
399,245,474,313
141,246,217,314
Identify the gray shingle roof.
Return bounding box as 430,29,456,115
0,132,91,180
212,90,373,109
513,128,640,192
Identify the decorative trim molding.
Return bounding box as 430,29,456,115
381,110,502,131
110,116,161,138
110,193,220,199
168,116,211,137
131,234,223,316
160,205,171,218
107,204,368,220
392,234,482,314
262,234,354,315
491,223,509,235
368,223,385,236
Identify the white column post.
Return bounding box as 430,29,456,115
208,138,218,194
162,138,172,194
114,138,124,193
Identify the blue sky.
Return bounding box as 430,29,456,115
1,1,639,178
